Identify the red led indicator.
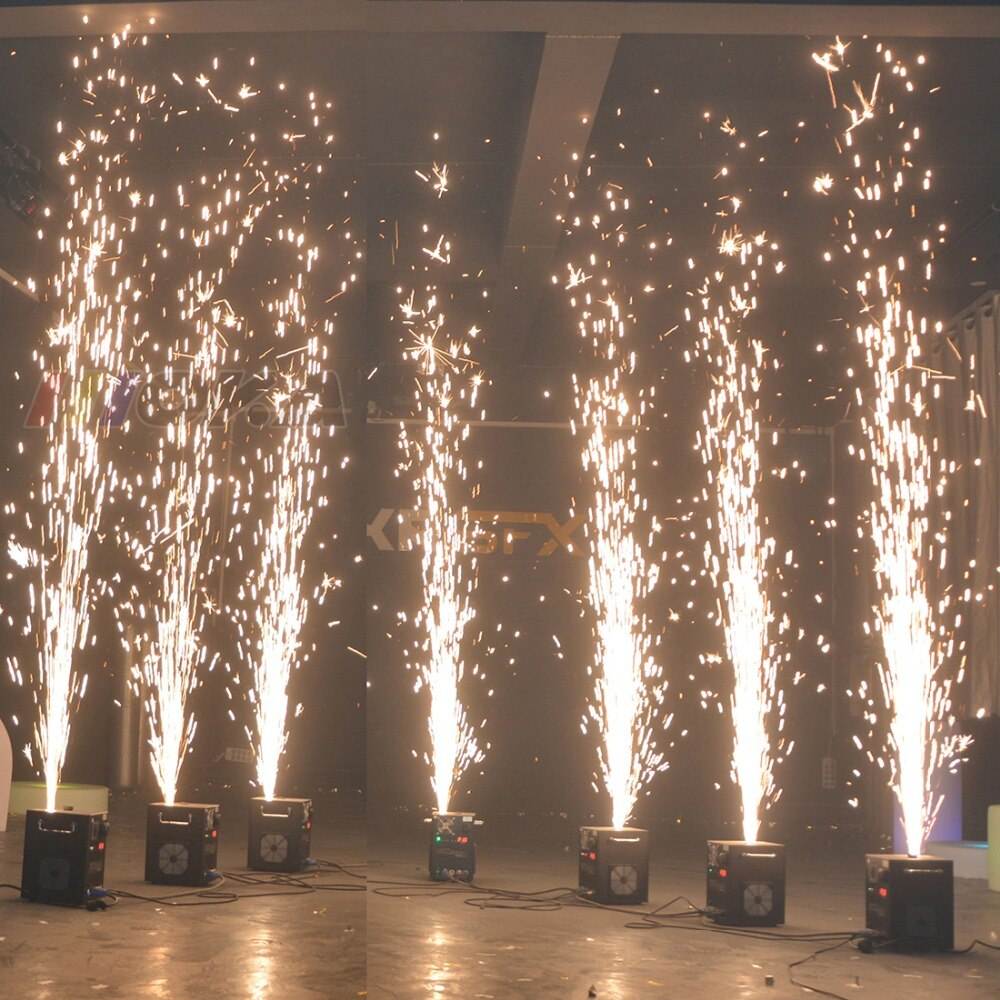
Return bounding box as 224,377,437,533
589,851,597,861
211,830,218,838
97,841,105,851
719,868,728,878
878,886,889,898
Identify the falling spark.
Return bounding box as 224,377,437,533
813,174,834,195
816,40,969,856
401,292,479,375
567,233,668,830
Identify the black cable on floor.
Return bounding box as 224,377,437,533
460,878,581,911
375,872,1000,998
371,880,476,899
787,936,857,1000
626,915,863,944
221,869,366,894
952,938,1000,955
86,867,369,906
106,875,240,907
313,859,368,880
371,872,876,950
375,874,852,938
576,892,708,922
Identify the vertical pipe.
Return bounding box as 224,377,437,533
112,626,139,789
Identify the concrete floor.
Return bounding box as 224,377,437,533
3,806,999,998
367,837,1000,1000
0,791,366,1000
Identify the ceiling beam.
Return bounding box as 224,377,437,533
0,1,364,37
2,2,1000,38
370,1,1000,37
492,32,619,367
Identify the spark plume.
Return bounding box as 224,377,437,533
239,241,329,802
398,172,484,815
400,298,483,813
29,272,117,812
815,40,968,856
695,231,785,843
399,164,484,813
38,30,341,806
567,218,668,830
137,350,222,806
124,118,294,805
10,29,144,811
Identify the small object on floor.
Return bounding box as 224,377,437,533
764,975,775,987
587,986,597,997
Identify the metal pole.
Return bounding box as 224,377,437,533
112,626,139,789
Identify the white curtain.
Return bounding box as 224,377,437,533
932,291,1000,717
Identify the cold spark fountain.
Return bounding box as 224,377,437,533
104,43,338,811
243,276,326,805
237,229,337,872
692,212,789,926
7,27,150,814
567,192,668,905
399,283,483,818
696,229,785,847
814,38,967,950
814,38,968,859
397,168,487,879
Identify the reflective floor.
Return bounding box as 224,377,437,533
0,792,366,999
367,835,1000,999
3,807,999,998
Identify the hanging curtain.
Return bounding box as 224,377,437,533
932,291,1000,718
